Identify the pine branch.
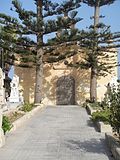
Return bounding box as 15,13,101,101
44,16,82,35
82,0,116,7
43,0,82,17
44,49,78,63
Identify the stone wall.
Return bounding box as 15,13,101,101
15,53,117,105
15,62,90,104
15,67,35,103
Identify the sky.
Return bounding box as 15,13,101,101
0,0,120,77
0,0,120,42
0,0,120,31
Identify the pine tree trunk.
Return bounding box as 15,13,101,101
94,4,100,29
34,0,43,103
35,48,44,103
90,67,97,102
90,4,100,102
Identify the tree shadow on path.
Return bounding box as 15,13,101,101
87,119,100,132
65,138,114,160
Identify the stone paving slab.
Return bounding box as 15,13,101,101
0,106,114,160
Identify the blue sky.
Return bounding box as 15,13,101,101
1,0,120,43
0,0,120,32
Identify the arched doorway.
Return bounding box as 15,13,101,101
56,75,75,105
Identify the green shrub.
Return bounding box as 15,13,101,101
90,102,101,109
85,99,102,109
20,102,34,112
91,109,111,124
86,101,102,109
2,116,12,134
108,84,120,138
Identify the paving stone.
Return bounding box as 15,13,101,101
0,106,114,160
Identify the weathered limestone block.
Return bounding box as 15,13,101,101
105,133,120,160
86,103,97,115
96,121,112,133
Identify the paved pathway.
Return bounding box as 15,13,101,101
0,106,114,160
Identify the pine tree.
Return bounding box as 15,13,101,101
51,1,118,102
0,26,16,99
0,0,82,103
44,2,120,103
0,26,16,65
81,0,117,102
63,25,117,101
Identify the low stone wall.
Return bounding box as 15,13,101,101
0,128,5,148
0,104,45,148
9,104,45,133
0,109,5,148
86,104,97,115
96,121,112,133
86,104,112,133
105,133,120,160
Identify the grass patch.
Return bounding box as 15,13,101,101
20,102,34,112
